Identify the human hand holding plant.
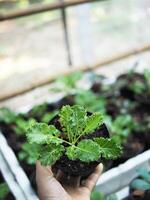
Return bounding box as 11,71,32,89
36,161,103,200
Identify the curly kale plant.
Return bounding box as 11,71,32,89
110,114,138,144
50,72,83,95
0,108,16,124
0,107,30,136
75,90,106,113
26,105,122,166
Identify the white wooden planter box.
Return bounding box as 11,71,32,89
96,149,150,199
0,132,39,200
0,151,26,200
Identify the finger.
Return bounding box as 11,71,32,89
36,161,66,200
36,161,54,184
83,163,103,192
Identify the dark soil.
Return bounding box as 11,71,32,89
135,93,150,107
0,122,24,153
124,189,150,200
117,73,144,100
54,156,99,177
54,95,75,109
91,82,102,94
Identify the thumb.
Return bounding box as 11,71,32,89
82,163,103,192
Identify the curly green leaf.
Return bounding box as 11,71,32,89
94,137,122,159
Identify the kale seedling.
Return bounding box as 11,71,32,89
50,72,83,95
129,80,145,95
26,105,122,176
41,110,59,124
12,117,31,136
0,108,16,124
129,69,150,95
28,103,48,120
75,90,106,113
0,107,29,136
109,115,137,144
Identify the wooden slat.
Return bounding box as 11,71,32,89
0,44,150,102
0,0,103,21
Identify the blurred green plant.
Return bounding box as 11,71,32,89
50,72,83,95
41,110,58,123
91,189,118,200
75,90,106,113
0,183,9,200
110,114,137,144
18,142,40,165
28,103,48,119
131,168,150,191
0,108,16,124
129,69,150,95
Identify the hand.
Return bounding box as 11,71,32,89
36,162,103,200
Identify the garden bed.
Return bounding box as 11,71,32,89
0,69,150,198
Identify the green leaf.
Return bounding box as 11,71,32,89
0,183,9,200
91,190,104,200
0,108,16,124
110,115,137,144
66,145,78,160
51,72,83,94
129,81,145,94
84,112,103,134
29,103,48,119
75,90,106,113
27,122,61,144
94,138,122,159
59,105,86,142
13,117,29,135
41,110,58,123
144,69,150,90
39,144,65,166
18,143,40,165
131,179,150,191
106,194,118,200
57,72,83,90
76,140,100,162
137,168,150,183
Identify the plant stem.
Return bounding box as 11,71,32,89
60,138,92,154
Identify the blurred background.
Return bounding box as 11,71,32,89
0,0,150,106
